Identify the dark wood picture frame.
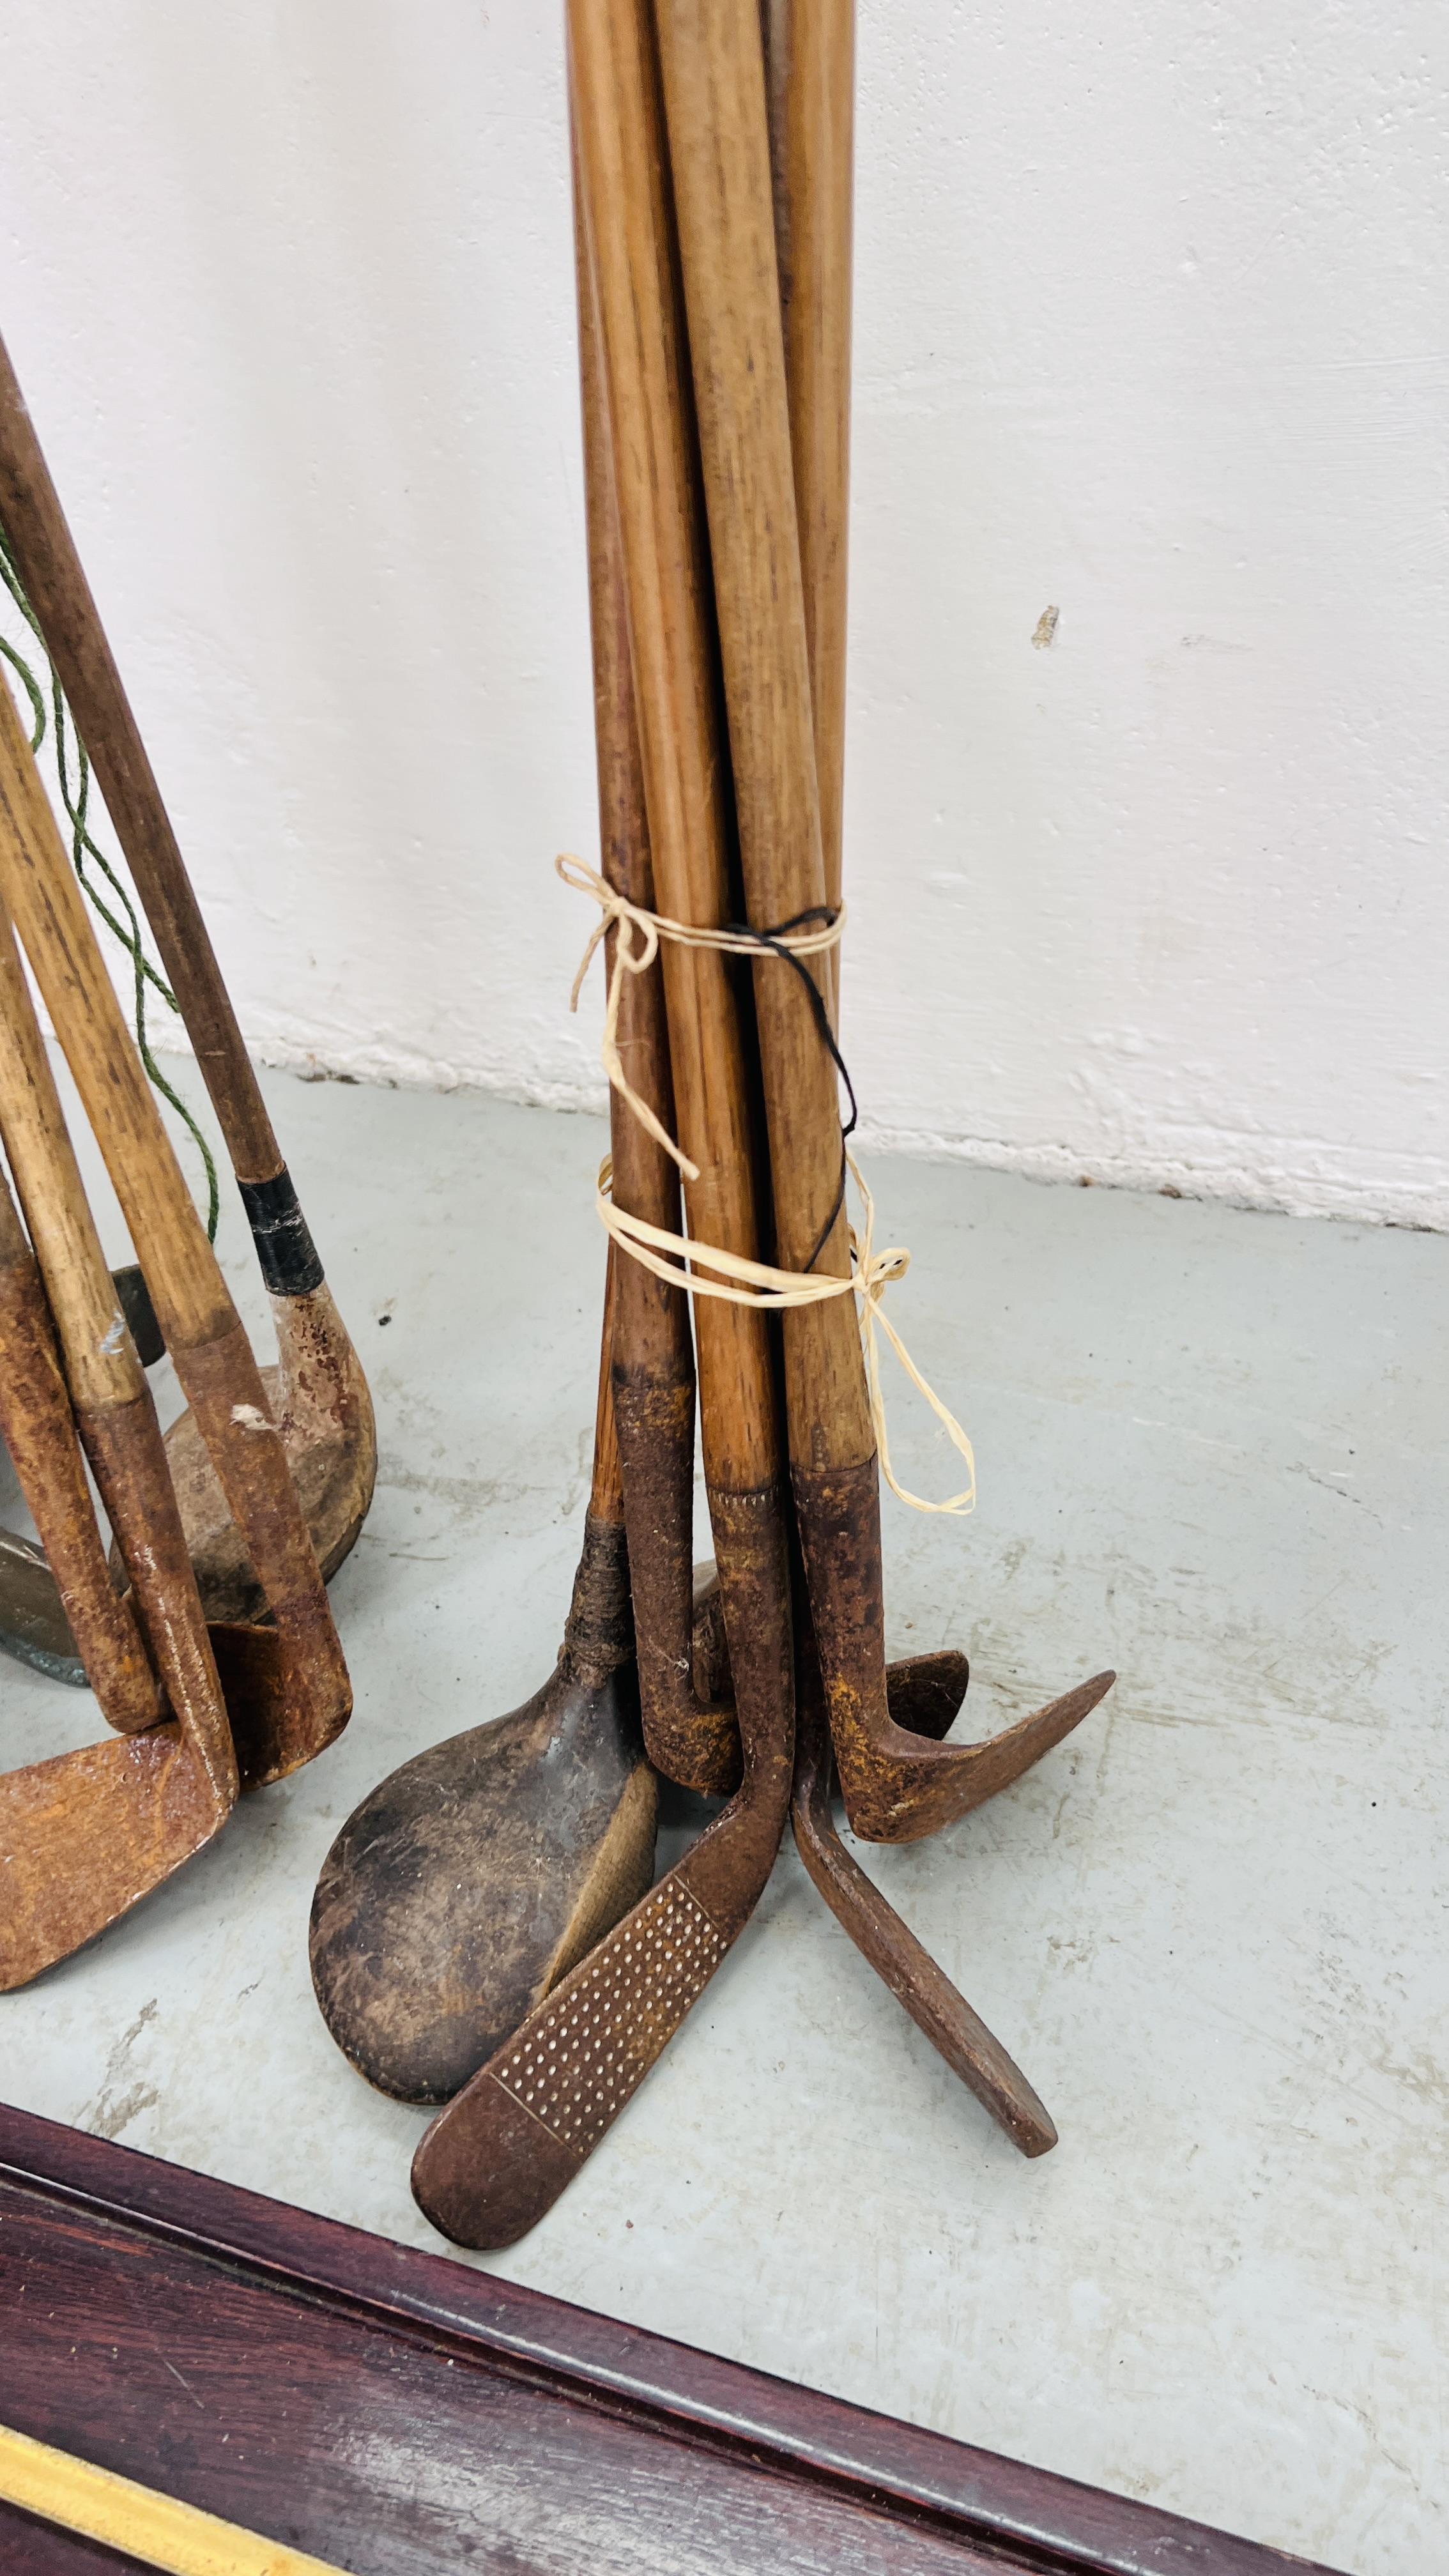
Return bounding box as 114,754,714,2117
0,2103,1340,2574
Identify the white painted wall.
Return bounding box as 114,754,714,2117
1,3,1445,1224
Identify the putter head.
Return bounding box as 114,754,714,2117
411,1798,778,2253
839,1669,1118,1844
0,1724,231,1992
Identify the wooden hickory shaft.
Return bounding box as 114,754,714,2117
654,0,861,1436
762,0,853,1029
0,1153,158,1734
754,0,1055,2151
572,104,743,1797
409,0,798,2249
569,0,792,1764
653,0,1113,1843
0,678,349,1753
0,887,234,1795
0,326,275,1180
0,327,322,1295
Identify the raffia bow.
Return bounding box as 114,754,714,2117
562,854,975,1515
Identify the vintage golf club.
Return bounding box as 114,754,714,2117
304,141,694,2104
575,111,969,1788
0,884,261,1761
567,0,798,1837
742,0,1049,2149
308,1255,659,2106
0,675,351,1789
0,326,376,1628
0,937,237,1989
575,121,740,1804
581,0,1058,2153
409,0,801,2249
0,1167,232,1989
654,0,1114,1844
307,94,962,2119
791,1569,1056,2157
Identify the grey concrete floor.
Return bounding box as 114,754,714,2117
1,1060,1443,2573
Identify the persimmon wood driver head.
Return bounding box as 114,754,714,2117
0,326,376,1639
310,1282,659,2107
310,1511,656,2105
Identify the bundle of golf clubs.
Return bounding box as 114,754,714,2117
311,0,1114,2251
0,332,376,1992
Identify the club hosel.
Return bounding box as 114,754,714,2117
791,1445,893,1774
559,1511,634,1691
680,1479,795,1929
796,1452,1116,1843
614,1362,742,1791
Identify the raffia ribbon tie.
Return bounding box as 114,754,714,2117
561,852,974,1517
560,851,843,1186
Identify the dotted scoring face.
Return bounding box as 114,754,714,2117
493,1879,730,2156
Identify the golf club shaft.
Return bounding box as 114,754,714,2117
0,327,325,1299
762,0,853,1029
570,0,793,1783
587,1247,626,1523
0,891,234,1791
0,1155,160,1730
0,893,149,1413
0,677,349,1753
572,107,740,1793
749,0,1057,2141
410,0,800,2246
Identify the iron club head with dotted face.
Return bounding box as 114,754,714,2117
411,1849,749,2250
411,1478,796,2251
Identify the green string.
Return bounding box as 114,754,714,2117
0,530,219,1241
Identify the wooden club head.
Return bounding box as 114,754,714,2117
309,1514,655,2105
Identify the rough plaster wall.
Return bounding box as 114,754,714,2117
1,3,1444,1223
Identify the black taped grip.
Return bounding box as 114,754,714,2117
238,1169,325,1298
